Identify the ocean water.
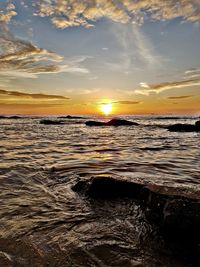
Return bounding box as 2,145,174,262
0,115,199,267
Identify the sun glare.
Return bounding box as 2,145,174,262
100,102,113,115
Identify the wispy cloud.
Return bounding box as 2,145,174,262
184,68,200,79
113,100,141,105
0,89,69,100
98,100,141,105
107,23,160,73
168,95,193,99
0,24,90,81
136,79,200,95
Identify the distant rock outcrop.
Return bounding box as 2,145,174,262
85,121,105,126
0,115,6,119
59,115,85,119
40,119,64,125
167,120,200,132
85,118,139,127
0,115,22,119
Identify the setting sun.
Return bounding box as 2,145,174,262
100,103,113,115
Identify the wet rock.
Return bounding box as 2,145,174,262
9,115,22,119
40,119,64,125
85,118,139,127
72,176,200,248
195,120,200,130
106,118,139,126
85,120,106,126
167,121,200,132
73,176,143,199
0,115,6,119
59,115,85,119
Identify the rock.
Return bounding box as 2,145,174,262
85,120,106,126
0,115,6,119
106,118,139,126
195,120,200,130
40,119,64,125
167,123,197,132
72,176,200,246
72,176,143,199
9,116,22,119
59,115,85,119
85,118,139,127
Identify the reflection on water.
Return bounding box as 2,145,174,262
0,116,199,266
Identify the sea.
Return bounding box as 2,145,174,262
0,115,199,267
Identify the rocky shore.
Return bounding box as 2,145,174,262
72,175,200,260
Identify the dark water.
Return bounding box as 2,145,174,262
0,115,199,266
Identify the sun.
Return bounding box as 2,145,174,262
100,102,113,115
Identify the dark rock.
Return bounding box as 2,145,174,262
106,118,139,126
59,115,85,119
167,123,197,132
195,120,200,130
40,119,64,125
85,120,105,126
72,175,200,248
0,115,6,119
85,118,139,127
9,116,22,119
73,176,143,199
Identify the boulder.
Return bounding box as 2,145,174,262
72,175,200,247
106,118,139,126
167,123,196,132
195,120,200,130
0,115,6,119
85,118,139,127
40,119,64,125
85,120,105,126
72,176,143,199
59,115,85,119
9,116,22,119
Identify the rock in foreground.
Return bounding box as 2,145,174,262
72,176,200,248
85,118,139,127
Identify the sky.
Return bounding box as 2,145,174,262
0,0,200,115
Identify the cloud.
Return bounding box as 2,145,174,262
98,100,140,105
168,95,193,99
32,0,200,29
114,100,141,105
0,89,69,100
0,2,17,23
1,0,200,28
136,79,200,95
0,24,90,81
184,68,200,79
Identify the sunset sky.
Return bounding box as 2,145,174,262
0,0,200,115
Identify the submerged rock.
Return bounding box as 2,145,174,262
85,118,139,127
40,119,64,125
167,120,200,132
